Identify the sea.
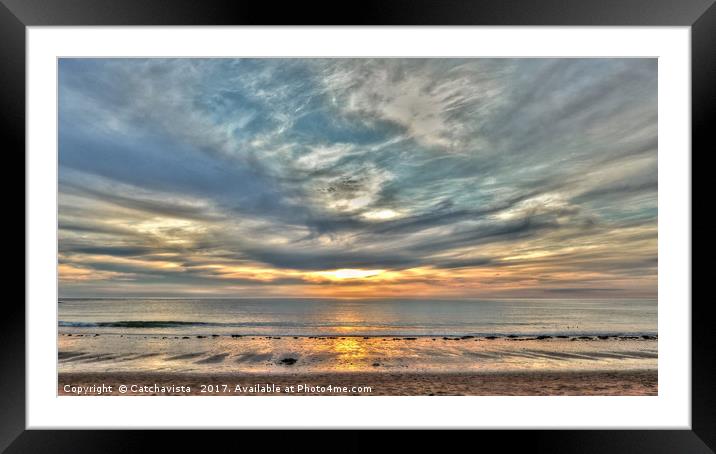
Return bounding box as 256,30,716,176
58,298,658,374
58,297,657,338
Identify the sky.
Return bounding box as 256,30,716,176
58,58,657,298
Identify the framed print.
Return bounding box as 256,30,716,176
7,0,712,451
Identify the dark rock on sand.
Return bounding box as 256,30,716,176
231,335,243,338
598,335,609,340
536,335,552,340
556,335,569,339
196,335,206,339
211,334,219,338
279,357,297,365
404,337,417,340
642,335,657,340
578,336,593,340
507,335,518,339
182,336,190,339
460,336,474,340
372,362,381,367
484,336,498,340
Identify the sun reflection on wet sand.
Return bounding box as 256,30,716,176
331,337,367,371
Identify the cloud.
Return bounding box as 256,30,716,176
58,58,658,298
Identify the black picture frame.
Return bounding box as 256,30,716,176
5,0,711,451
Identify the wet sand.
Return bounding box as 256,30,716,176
59,334,658,375
59,369,657,396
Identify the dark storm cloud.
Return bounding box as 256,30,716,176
432,257,495,269
65,246,159,257
226,248,421,271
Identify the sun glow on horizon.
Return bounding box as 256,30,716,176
315,269,385,280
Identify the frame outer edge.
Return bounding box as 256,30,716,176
4,0,714,451
692,1,716,451
0,1,26,453
0,0,715,25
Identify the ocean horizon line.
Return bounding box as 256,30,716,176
58,296,658,301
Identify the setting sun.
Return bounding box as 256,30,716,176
315,269,385,280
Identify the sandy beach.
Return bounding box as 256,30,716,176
59,369,657,396
59,331,658,395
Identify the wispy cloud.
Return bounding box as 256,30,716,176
58,58,657,298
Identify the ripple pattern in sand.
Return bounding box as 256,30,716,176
58,335,658,374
